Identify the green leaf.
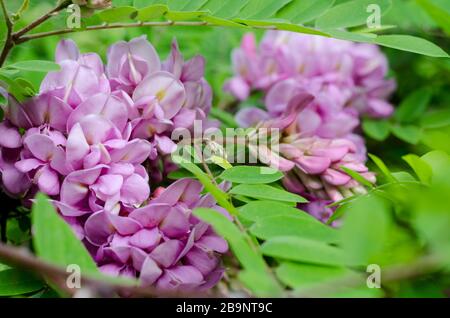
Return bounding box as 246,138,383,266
276,262,350,289
181,0,209,11
340,194,391,265
200,0,227,14
32,193,99,275
136,4,168,20
235,19,330,36
0,268,43,296
96,6,137,23
240,200,307,221
416,0,450,35
340,167,374,188
219,165,283,184
230,184,307,203
395,88,432,123
261,236,345,266
201,15,246,27
420,109,450,128
0,74,27,101
324,29,376,43
368,153,397,183
15,77,36,96
214,0,251,18
391,171,416,182
165,10,210,21
240,0,292,19
362,119,390,141
276,0,335,24
251,215,340,243
172,148,238,215
375,35,449,57
316,0,392,29
390,124,422,144
193,208,281,296
421,150,450,184
402,154,433,184
6,60,60,72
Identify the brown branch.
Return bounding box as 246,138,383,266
0,243,222,298
293,255,444,297
0,0,13,67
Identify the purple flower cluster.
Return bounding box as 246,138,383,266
226,32,394,223
0,36,226,290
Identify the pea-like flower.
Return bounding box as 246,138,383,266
84,178,229,291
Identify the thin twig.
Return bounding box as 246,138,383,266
15,20,278,45
0,243,221,298
293,255,444,297
12,0,72,39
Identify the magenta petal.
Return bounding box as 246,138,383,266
92,174,123,197
15,158,44,173
153,178,191,206
196,235,228,253
67,93,128,133
154,135,177,154
100,264,122,277
55,39,80,62
164,39,184,78
24,134,55,162
128,35,161,73
172,108,196,128
84,211,115,246
149,239,183,268
181,55,205,82
156,266,204,291
132,71,185,119
109,139,152,164
296,156,331,174
1,165,31,195
235,107,270,128
129,203,171,227
311,146,349,162
223,77,250,101
78,115,120,145
0,122,22,148
130,246,147,271
185,246,219,276
129,228,161,250
160,207,190,239
66,123,90,170
140,257,163,286
36,166,60,196
322,168,352,186
0,87,32,128
107,212,142,236
120,173,150,206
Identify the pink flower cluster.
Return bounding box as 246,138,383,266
0,36,226,290
226,32,394,222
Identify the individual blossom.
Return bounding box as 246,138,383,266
0,120,30,196
84,178,228,291
248,92,375,223
106,35,161,94
40,39,110,108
